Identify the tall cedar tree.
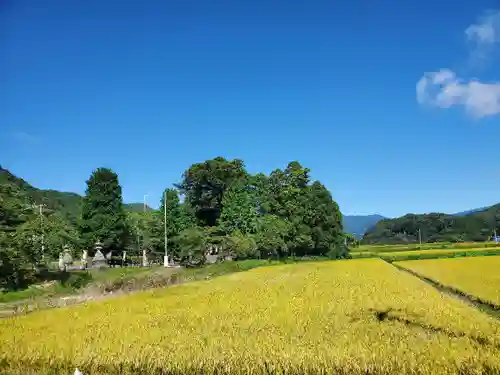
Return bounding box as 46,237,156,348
79,168,128,255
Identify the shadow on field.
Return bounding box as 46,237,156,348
365,308,499,350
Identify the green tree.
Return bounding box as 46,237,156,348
0,232,24,290
177,157,248,226
343,233,360,248
15,212,79,262
0,183,29,232
219,182,258,235
1,210,82,289
262,162,345,257
304,181,344,256
126,210,158,256
79,168,129,255
176,227,208,267
254,214,290,259
266,161,313,255
0,180,36,288
151,188,196,261
249,173,270,215
222,230,258,260
178,203,196,231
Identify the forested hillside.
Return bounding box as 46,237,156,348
0,166,82,224
362,205,500,244
125,203,154,213
0,167,152,219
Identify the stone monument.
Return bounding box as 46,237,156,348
62,244,73,267
58,252,65,271
80,249,89,270
92,240,107,268
142,248,149,267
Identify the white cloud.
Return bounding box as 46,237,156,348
416,69,500,118
465,11,500,45
465,11,500,64
416,10,500,118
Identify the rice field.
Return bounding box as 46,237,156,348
356,241,500,252
350,243,500,261
378,247,500,257
396,256,500,307
1,259,500,374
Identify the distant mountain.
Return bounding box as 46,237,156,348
343,214,386,238
362,204,500,244
0,166,82,223
452,207,490,216
0,166,154,223
125,203,155,213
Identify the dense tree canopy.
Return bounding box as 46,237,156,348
219,181,258,235
1,158,349,288
177,157,248,226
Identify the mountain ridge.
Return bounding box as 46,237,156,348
362,204,500,244
1,166,496,240
0,167,152,221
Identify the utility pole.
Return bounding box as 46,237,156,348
163,190,169,267
142,194,148,267
30,203,47,261
40,204,45,261
418,228,422,245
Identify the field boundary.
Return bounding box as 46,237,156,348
390,262,500,320
379,249,500,262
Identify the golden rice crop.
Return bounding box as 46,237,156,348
1,259,500,375
359,242,500,254
396,256,500,307
378,247,499,257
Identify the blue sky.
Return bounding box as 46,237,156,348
1,0,500,217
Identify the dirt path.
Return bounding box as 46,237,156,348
0,267,183,318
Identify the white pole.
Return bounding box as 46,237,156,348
40,205,45,261
164,190,169,267
32,203,46,262
142,194,148,267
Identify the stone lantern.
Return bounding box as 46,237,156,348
92,240,107,268
62,244,73,269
